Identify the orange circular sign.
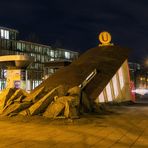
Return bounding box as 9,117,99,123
99,31,111,44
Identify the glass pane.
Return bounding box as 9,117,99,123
50,50,54,57
1,29,4,38
65,51,70,59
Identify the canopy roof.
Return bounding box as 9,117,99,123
0,55,33,68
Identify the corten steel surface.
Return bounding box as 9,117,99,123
33,45,131,100
44,61,72,68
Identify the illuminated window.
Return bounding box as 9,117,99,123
118,67,124,89
22,43,26,51
1,29,4,38
3,69,7,78
54,51,58,58
112,74,118,98
39,47,42,53
50,50,54,57
17,42,21,50
106,83,113,101
0,29,9,39
41,55,45,63
31,45,35,51
98,91,105,103
65,51,70,59
26,44,30,51
31,53,35,57
35,46,39,52
5,30,9,39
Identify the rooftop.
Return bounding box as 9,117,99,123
0,26,19,33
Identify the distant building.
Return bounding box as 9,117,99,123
136,69,148,89
128,62,148,89
128,62,141,87
0,26,78,91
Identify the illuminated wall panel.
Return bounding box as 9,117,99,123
106,83,113,101
112,74,119,98
98,91,105,103
118,67,124,89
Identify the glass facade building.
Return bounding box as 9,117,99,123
0,26,78,91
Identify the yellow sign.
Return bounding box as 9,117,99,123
98,31,113,46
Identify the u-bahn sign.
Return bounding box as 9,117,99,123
98,31,113,46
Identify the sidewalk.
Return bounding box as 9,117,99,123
0,102,147,148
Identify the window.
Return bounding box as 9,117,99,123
39,47,42,53
41,55,45,63
35,46,38,52
36,54,40,62
1,29,4,38
31,53,35,57
5,30,9,39
65,51,70,59
58,50,63,58
0,29,9,39
43,47,47,54
10,32,16,40
17,42,21,50
54,51,58,58
50,50,54,58
26,44,31,51
35,63,38,69
46,48,50,55
44,56,48,62
22,43,26,51
31,45,35,52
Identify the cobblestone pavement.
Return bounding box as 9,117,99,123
0,101,148,148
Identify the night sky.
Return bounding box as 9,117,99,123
0,0,148,63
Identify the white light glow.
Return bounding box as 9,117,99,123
132,89,148,95
5,30,9,39
0,29,9,39
118,67,124,89
1,29,4,38
112,74,118,98
65,51,70,59
98,92,105,103
106,83,113,101
50,50,54,57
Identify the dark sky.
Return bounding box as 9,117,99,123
0,0,148,63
